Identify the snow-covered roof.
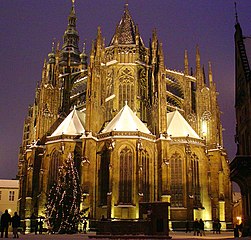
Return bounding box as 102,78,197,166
51,107,85,137
0,180,19,189
101,103,151,134
166,110,201,139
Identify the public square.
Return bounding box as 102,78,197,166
3,231,249,240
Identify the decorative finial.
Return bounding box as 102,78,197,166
234,2,239,24
125,0,129,9
51,38,55,52
82,41,86,54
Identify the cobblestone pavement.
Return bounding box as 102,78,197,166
5,231,250,239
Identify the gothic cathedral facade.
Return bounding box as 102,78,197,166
18,2,232,229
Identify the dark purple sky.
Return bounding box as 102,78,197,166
1,0,251,180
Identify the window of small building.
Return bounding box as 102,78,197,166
9,191,15,201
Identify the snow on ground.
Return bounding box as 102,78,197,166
6,231,244,239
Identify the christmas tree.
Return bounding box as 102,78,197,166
45,153,82,234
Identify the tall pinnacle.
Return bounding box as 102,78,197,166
60,0,80,65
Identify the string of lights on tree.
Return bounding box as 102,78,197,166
45,153,82,234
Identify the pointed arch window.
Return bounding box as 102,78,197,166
48,150,61,188
191,153,200,206
170,152,183,207
99,150,110,205
119,147,133,204
119,68,135,110
142,150,150,202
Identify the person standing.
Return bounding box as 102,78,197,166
1,209,11,238
83,220,87,234
193,219,199,236
38,218,43,234
11,212,20,238
199,219,205,236
216,218,221,234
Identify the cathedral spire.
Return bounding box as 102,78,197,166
109,3,138,45
59,0,80,66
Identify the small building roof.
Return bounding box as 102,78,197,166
166,110,201,139
101,103,151,134
0,180,19,189
51,107,85,137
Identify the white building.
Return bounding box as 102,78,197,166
0,180,19,216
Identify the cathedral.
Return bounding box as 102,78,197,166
18,2,232,230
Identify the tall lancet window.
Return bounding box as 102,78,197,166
119,147,133,204
142,150,150,201
48,150,61,188
99,150,110,205
170,152,183,207
119,68,135,110
191,153,200,206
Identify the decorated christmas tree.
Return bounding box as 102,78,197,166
45,153,82,234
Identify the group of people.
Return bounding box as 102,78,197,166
192,218,205,236
212,218,222,234
0,209,20,238
186,218,222,236
30,213,43,234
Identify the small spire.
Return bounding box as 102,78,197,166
184,50,189,75
82,41,86,54
234,2,239,24
51,40,55,53
196,45,201,75
56,41,60,52
208,61,213,86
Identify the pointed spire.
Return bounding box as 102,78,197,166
196,45,201,73
96,26,102,45
80,41,88,68
60,0,80,65
69,0,76,26
48,41,56,64
208,61,213,87
234,2,239,24
184,50,189,75
109,3,138,45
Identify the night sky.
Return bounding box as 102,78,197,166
1,0,251,180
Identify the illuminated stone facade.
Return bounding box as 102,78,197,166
18,2,232,229
230,14,251,234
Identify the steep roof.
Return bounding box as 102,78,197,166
166,110,201,139
101,103,151,134
110,4,136,45
51,107,85,136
